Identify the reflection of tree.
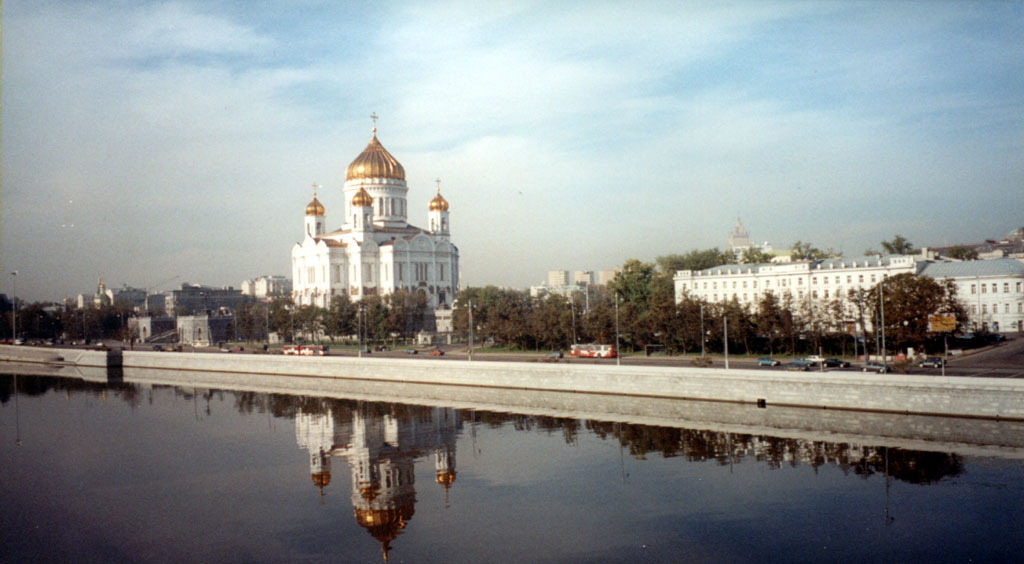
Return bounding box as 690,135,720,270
8,375,966,487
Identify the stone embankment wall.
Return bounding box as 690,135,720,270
2,345,1023,420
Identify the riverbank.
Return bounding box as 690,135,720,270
2,344,1023,421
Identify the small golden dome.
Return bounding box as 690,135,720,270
346,131,405,181
351,187,373,208
305,197,325,216
429,189,449,212
435,469,456,488
311,471,331,488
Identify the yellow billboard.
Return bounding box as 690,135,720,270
928,314,957,332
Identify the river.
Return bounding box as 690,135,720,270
1,373,1022,563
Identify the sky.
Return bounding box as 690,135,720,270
2,1,1023,303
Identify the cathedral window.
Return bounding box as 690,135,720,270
397,263,404,281
306,267,314,284
439,264,446,281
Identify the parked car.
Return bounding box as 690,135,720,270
152,345,164,351
428,348,445,356
757,358,780,367
785,360,814,371
804,355,825,365
546,351,564,360
404,348,418,354
918,357,945,368
822,358,850,368
862,362,890,373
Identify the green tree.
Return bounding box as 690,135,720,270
945,246,978,260
881,235,916,255
608,259,657,313
325,295,356,341
790,241,833,261
871,273,958,354
656,249,731,276
740,247,772,264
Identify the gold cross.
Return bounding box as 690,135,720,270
435,178,441,192
312,183,319,197
370,112,378,131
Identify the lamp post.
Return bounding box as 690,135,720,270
723,315,729,370
700,302,705,358
614,295,620,366
467,299,473,362
10,271,17,343
879,279,887,366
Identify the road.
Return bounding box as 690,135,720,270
363,336,1024,378
51,334,1024,379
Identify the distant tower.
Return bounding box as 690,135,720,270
728,216,750,251
305,184,326,238
427,178,450,239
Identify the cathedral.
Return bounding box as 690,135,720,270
291,121,459,311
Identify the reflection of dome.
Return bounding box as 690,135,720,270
346,131,405,181
311,471,331,488
305,197,325,216
428,189,449,212
435,469,456,489
351,187,373,208
354,504,415,562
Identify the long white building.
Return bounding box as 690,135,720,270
674,255,1024,333
291,124,459,310
917,259,1024,333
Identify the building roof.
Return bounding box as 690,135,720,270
918,258,1024,279
687,255,914,277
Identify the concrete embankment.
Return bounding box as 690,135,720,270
2,345,1022,421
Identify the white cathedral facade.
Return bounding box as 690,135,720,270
291,124,459,311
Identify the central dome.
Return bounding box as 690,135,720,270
346,131,405,181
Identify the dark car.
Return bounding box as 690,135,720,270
822,358,850,368
918,357,945,368
862,362,890,373
152,345,164,352
785,360,813,371
757,358,780,367
404,348,418,354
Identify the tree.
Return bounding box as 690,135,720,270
945,246,978,261
740,247,772,264
656,249,731,276
881,235,915,255
790,241,834,261
871,273,959,354
608,259,657,313
325,295,356,341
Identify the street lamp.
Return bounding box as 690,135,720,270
10,271,17,343
614,294,620,366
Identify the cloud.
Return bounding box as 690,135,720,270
2,1,1023,300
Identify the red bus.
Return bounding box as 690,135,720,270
569,344,617,358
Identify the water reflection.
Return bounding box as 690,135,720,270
294,402,460,560
1,373,1020,562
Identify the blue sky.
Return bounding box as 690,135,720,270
3,1,1022,302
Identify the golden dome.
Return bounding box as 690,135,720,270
346,131,405,181
435,469,456,488
428,189,449,212
351,187,373,208
311,471,331,488
305,197,325,216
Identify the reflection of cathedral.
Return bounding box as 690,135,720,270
294,403,461,561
